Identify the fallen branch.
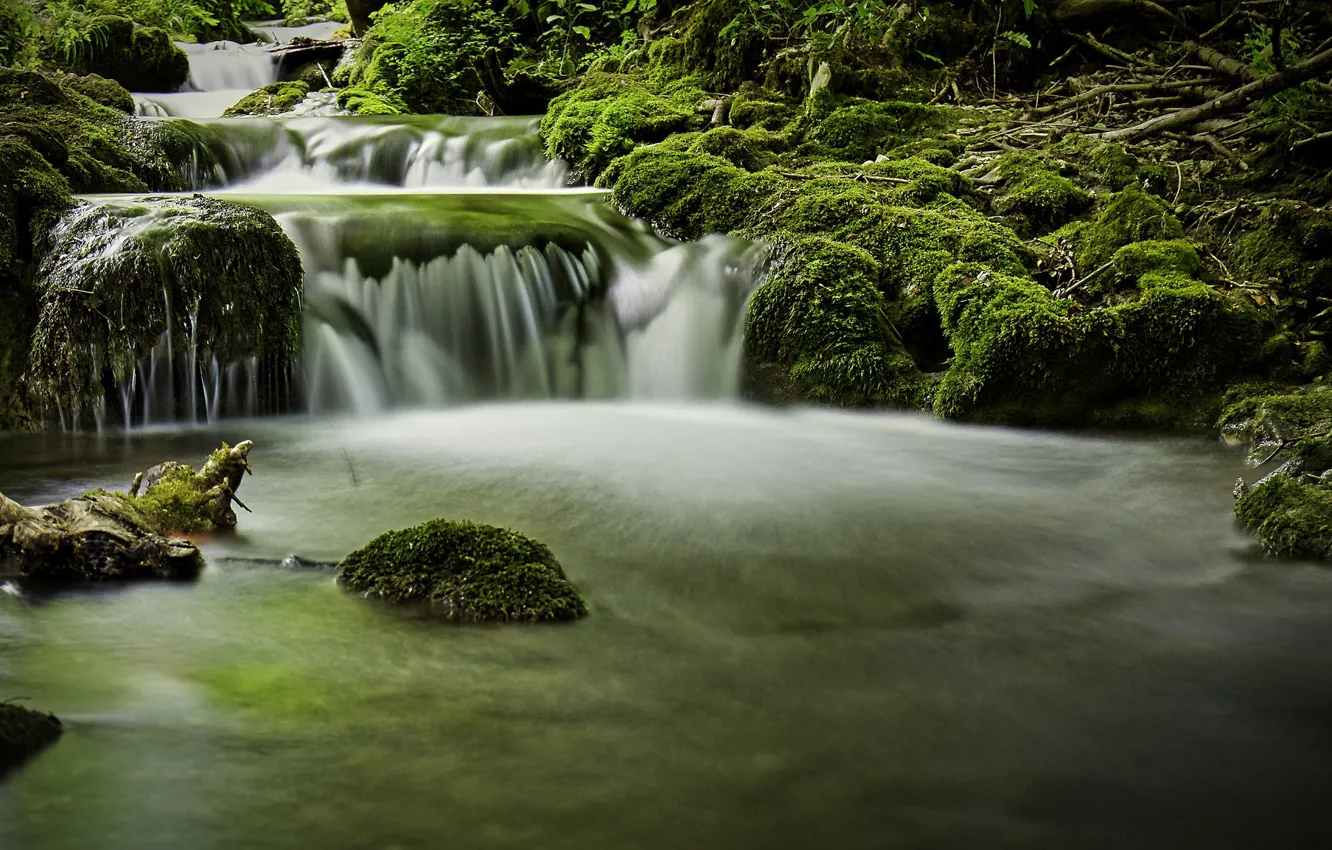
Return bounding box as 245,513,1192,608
1101,45,1332,142
1026,78,1223,118
1164,131,1250,169
1183,39,1260,83
1292,130,1332,153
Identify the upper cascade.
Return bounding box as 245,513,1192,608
189,115,568,191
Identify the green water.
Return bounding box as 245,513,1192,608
4,404,1332,848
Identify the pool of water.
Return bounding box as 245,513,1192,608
3,404,1332,848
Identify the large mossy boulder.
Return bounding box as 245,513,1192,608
22,197,302,422
0,702,62,775
337,519,589,623
62,16,189,93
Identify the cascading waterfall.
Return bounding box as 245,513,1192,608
70,43,764,429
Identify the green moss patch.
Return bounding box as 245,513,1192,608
224,82,311,117
337,519,589,623
1236,473,1332,561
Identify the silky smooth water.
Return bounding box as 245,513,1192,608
3,406,1332,848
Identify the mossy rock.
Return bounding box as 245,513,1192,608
744,235,924,408
728,87,795,131
1230,201,1332,305
543,73,703,182
335,86,404,115
0,702,62,774
1236,472,1332,561
1054,187,1184,273
59,73,134,113
336,519,589,623
61,16,188,93
224,82,311,117
989,151,1091,236
24,197,302,417
807,100,956,163
1219,384,1332,465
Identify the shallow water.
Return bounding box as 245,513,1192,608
4,405,1332,848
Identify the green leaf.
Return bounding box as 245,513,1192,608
1022,0,1037,17
1001,30,1032,49
573,24,591,39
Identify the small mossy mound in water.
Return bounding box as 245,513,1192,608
337,519,589,623
23,197,302,421
0,702,62,774
58,16,188,93
224,81,311,117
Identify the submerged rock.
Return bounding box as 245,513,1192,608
0,702,62,774
337,519,589,622
0,441,255,581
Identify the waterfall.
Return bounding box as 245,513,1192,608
190,115,568,190
68,63,764,429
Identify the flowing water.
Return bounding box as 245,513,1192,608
6,26,1332,850
4,410,1332,849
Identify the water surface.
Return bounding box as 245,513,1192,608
3,405,1332,848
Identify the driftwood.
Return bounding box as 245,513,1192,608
0,441,254,582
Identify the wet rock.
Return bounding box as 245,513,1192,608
224,81,312,117
0,702,62,774
337,519,589,622
62,17,189,93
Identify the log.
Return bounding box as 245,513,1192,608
1101,45,1332,142
0,442,255,582
1047,0,1188,23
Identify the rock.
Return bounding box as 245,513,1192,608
0,702,62,775
23,197,302,423
224,81,312,117
336,519,589,622
0,441,256,582
59,73,135,113
64,17,189,93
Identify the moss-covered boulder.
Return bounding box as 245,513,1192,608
335,86,403,115
807,100,956,163
0,702,62,775
1235,473,1332,561
224,81,311,117
337,519,589,622
544,73,704,182
22,197,302,422
61,16,188,93
58,72,135,113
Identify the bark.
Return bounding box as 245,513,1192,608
0,441,254,582
1046,0,1188,23
1102,45,1332,142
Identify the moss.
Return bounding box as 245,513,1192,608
1110,239,1200,286
930,260,1264,424
1052,134,1154,192
336,519,589,622
223,81,311,117
807,100,956,163
1230,201,1332,305
686,126,779,171
0,702,62,773
24,197,303,417
989,151,1091,235
1219,385,1332,452
744,235,923,407
605,147,781,240
1055,186,1184,273
728,87,795,131
60,16,188,93
133,463,221,534
542,73,702,182
58,72,134,113
1236,473,1332,561
335,85,403,115
674,0,772,91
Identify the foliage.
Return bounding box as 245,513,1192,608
0,0,38,67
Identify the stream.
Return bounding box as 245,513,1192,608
4,23,1332,850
